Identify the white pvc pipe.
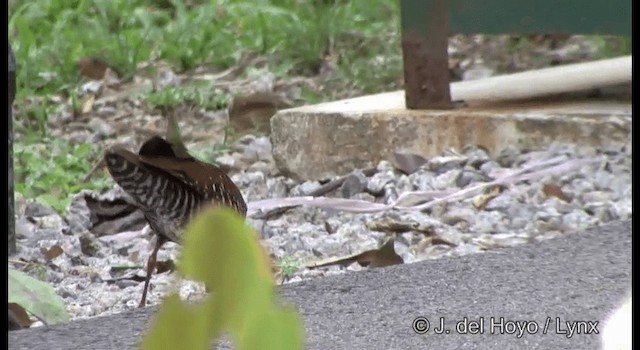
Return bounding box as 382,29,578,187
451,56,631,102
284,56,632,113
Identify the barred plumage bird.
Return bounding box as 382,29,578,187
104,135,247,307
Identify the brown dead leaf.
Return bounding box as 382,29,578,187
40,244,64,261
431,236,457,246
77,57,111,80
542,183,571,202
82,94,95,114
367,216,434,235
227,92,292,135
155,259,176,274
324,221,336,234
414,236,457,253
8,303,32,330
472,185,505,210
390,152,428,174
307,239,403,269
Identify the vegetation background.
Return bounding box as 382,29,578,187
9,0,630,213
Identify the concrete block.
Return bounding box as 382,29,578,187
271,91,631,181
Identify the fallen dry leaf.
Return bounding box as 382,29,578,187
366,216,434,235
8,302,32,330
390,151,428,174
542,183,572,202
246,157,598,217
414,236,457,253
40,244,64,261
77,57,111,80
82,94,95,114
307,239,403,269
324,221,336,234
155,259,176,274
227,91,292,135
472,185,505,210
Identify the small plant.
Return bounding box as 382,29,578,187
277,256,302,280
14,139,111,213
24,261,49,281
14,101,56,138
141,207,304,350
190,125,235,164
146,85,232,112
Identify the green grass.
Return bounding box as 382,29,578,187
146,84,232,112
10,0,402,99
9,0,402,213
14,139,111,213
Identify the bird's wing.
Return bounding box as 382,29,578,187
137,156,247,215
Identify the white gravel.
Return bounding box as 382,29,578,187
11,137,631,323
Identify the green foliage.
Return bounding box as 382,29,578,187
277,256,302,280
586,36,632,59
10,0,402,98
141,208,304,350
14,100,58,138
10,0,155,96
190,126,235,164
8,268,70,325
9,0,403,210
14,139,111,213
146,85,232,111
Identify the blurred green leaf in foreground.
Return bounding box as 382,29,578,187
8,268,70,326
141,207,304,350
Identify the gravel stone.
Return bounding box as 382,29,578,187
367,171,395,195
339,170,368,198
24,201,57,217
12,140,631,324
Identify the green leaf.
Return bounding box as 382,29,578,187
35,194,62,212
140,295,213,350
141,207,304,350
110,264,142,272
8,268,70,325
74,143,92,158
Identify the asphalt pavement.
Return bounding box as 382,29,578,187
8,220,632,350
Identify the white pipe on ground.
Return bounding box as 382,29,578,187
451,56,631,102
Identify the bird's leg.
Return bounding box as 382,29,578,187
139,235,167,308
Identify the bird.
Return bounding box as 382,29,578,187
103,135,247,307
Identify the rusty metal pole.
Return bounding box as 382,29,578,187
8,43,16,255
400,0,453,109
